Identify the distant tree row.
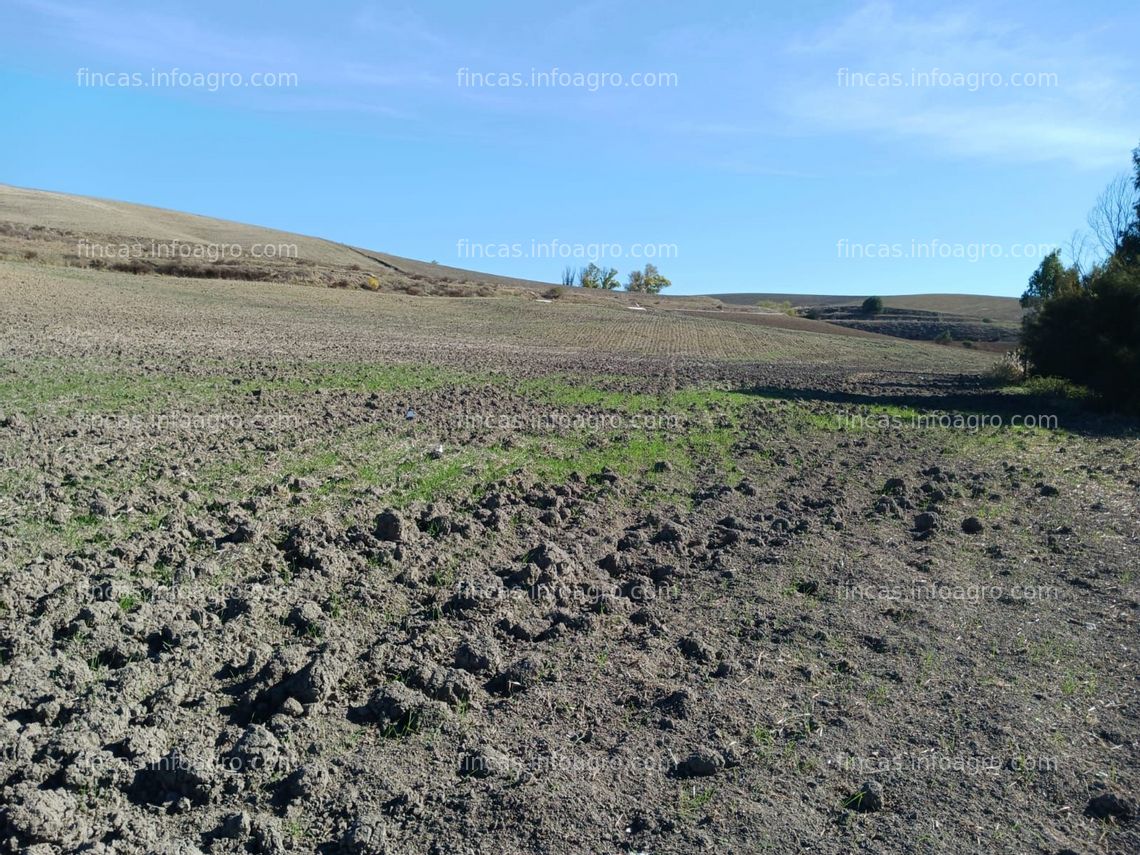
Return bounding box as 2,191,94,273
561,263,672,294
1018,141,1140,410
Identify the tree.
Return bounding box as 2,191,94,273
1017,141,1140,411
1087,174,1139,258
1119,143,1140,265
1020,250,1080,309
626,263,671,294
599,266,620,290
1022,262,1140,409
579,263,603,289
561,266,576,287
861,296,883,314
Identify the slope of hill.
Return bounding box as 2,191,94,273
0,183,563,295
710,292,1023,350
710,291,1023,324
0,184,1017,347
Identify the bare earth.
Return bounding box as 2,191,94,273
1,254,1137,855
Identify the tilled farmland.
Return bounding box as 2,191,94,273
1,263,1138,855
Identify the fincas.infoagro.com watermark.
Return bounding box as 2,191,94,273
836,68,1058,91
835,411,1059,431
456,67,677,91
836,239,1056,262
76,68,298,91
456,239,678,263
77,239,298,262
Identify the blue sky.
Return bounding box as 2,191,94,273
1,0,1137,296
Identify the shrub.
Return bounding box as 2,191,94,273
1014,142,1140,410
757,299,795,315
985,351,1026,385
1022,260,1140,410
861,296,884,314
934,329,953,344
1023,376,1092,399
110,260,151,275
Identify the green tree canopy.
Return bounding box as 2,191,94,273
626,263,671,294
1020,250,1080,309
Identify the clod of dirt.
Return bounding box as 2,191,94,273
282,643,348,706
365,683,449,734
675,747,725,778
1038,483,1060,497
342,813,389,854
454,637,502,674
914,512,939,532
617,530,645,552
714,658,740,678
279,517,347,574
961,516,984,534
845,780,884,813
280,697,305,717
251,815,286,855
405,663,477,708
278,764,331,806
216,811,252,839
678,633,716,663
229,724,288,775
883,477,906,494
217,515,258,545
1,412,29,430
286,601,324,635
526,541,573,572
129,748,221,806
2,786,88,848
651,523,687,545
1084,792,1134,823
89,490,113,517
488,656,546,696
375,508,413,543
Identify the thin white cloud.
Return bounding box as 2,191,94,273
350,3,450,49
782,1,1138,168
8,0,456,113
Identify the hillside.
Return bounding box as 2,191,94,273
710,291,1024,324
1,186,1015,326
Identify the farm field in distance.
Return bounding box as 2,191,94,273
1,239,1137,854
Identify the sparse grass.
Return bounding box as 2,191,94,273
678,785,716,820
